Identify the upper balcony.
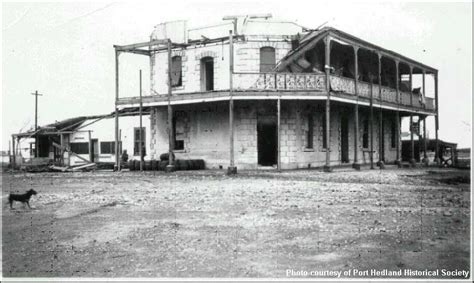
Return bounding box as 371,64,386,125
232,72,435,113
117,71,435,115
115,26,438,116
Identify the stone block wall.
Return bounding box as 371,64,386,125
150,39,292,95
149,101,400,169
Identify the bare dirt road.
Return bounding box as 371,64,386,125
1,166,470,278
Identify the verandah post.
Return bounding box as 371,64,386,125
227,29,237,175
370,82,374,170
434,71,440,166
11,135,16,169
377,53,385,169
323,35,332,172
277,98,281,171
139,69,143,171
352,46,361,170
395,60,401,167
409,66,416,167
422,116,428,165
114,48,120,171
166,39,175,172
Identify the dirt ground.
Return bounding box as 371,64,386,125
1,166,471,279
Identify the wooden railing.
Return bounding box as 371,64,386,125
231,72,435,111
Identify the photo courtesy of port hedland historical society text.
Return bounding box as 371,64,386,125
1,0,472,281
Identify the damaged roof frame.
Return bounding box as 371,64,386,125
276,27,438,74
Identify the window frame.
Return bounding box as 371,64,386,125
171,55,183,87
133,127,146,156
259,46,276,73
70,142,89,155
100,141,116,154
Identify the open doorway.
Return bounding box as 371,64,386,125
257,116,277,166
91,139,98,162
341,115,349,163
200,57,214,91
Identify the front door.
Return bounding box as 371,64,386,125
257,118,277,166
341,115,349,163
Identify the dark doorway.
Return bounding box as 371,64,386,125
91,139,98,162
200,57,214,91
257,119,277,166
341,115,349,163
38,136,50,158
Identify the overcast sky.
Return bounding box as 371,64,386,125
1,0,472,150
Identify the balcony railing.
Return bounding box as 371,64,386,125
231,72,435,111
233,72,326,91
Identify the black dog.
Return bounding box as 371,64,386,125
8,189,37,209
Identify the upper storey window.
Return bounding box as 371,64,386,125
171,56,182,87
260,47,276,72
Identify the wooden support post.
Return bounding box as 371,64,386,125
370,82,374,170
434,72,440,166
165,39,175,172
114,49,120,171
323,36,332,172
422,116,428,165
227,30,237,175
11,135,16,169
352,47,360,170
88,130,92,162
59,133,64,166
410,114,416,167
395,61,401,167
277,98,281,171
409,66,413,107
377,54,385,168
31,90,43,158
409,67,416,167
139,69,143,171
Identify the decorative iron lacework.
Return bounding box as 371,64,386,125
400,92,411,105
358,82,371,98
381,86,397,103
276,74,286,89
330,76,355,94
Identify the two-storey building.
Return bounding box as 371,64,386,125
113,16,440,172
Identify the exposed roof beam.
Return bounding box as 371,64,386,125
114,39,170,51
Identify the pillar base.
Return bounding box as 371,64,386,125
409,159,417,168
165,165,175,173
352,162,361,170
376,160,385,169
227,166,237,175
395,159,402,168
434,157,441,166
323,165,333,172
421,157,429,166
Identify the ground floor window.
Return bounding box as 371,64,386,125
100,141,116,154
173,111,186,150
133,127,146,156
70,142,89,154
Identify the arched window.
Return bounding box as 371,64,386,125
171,56,182,87
260,47,276,72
